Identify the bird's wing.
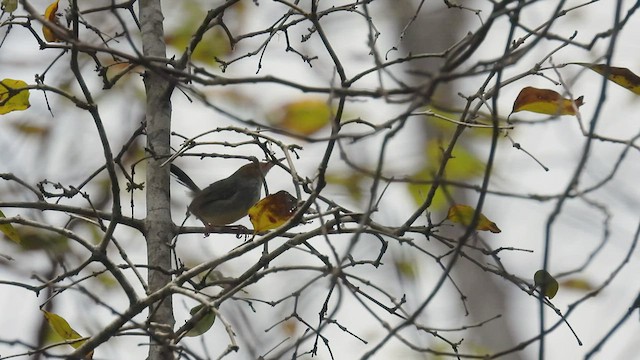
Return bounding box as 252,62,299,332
193,178,241,206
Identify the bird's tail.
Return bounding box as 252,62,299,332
170,164,201,193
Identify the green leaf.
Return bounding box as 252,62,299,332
2,0,18,13
185,304,216,337
395,259,418,280
534,270,559,299
0,210,21,244
407,175,448,212
426,142,484,180
407,142,483,212
17,228,68,253
165,0,233,66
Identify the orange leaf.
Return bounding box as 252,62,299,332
248,190,298,232
282,319,298,336
43,0,64,43
577,63,640,95
446,204,501,233
0,79,30,115
512,87,583,116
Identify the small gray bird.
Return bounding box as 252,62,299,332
172,161,274,227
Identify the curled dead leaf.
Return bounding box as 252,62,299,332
43,0,66,43
512,86,583,116
248,190,298,232
577,63,640,95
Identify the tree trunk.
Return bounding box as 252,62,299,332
139,1,175,359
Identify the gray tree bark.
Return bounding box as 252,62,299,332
139,1,175,360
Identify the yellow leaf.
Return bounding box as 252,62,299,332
43,310,83,342
0,210,21,244
559,278,594,292
43,0,64,43
512,87,583,116
268,99,332,136
185,304,216,337
576,63,640,95
446,204,501,233
534,270,559,299
395,259,418,280
248,190,297,232
2,0,18,13
42,310,93,358
9,122,50,136
0,79,30,115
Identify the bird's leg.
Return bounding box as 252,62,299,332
231,225,250,236
262,242,270,269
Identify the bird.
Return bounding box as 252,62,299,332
174,161,275,227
